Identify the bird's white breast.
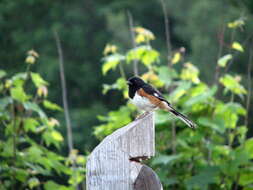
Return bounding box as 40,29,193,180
131,93,156,111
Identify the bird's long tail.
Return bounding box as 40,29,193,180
165,104,196,129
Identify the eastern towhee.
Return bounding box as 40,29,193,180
127,76,196,129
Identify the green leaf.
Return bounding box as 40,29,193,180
27,145,43,159
180,63,200,84
244,138,253,158
198,116,225,133
185,85,217,106
170,81,192,102
219,74,247,96
218,54,232,67
12,72,27,86
214,102,245,128
157,66,178,86
10,86,29,102
94,106,132,139
23,102,47,118
126,45,159,66
152,154,181,165
24,118,39,132
232,42,244,52
28,177,40,189
0,70,7,78
1,139,13,157
15,168,29,182
43,100,63,111
185,166,219,190
31,72,48,87
102,54,124,75
44,181,70,190
51,131,64,142
0,97,13,110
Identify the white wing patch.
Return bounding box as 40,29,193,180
154,92,159,97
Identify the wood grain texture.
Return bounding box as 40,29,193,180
86,112,162,190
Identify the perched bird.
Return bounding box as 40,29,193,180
127,76,196,129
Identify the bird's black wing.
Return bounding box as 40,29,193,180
142,84,170,104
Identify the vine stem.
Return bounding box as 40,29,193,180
160,0,172,66
214,24,225,85
245,43,253,126
127,11,138,76
53,30,74,152
119,63,126,79
11,103,16,190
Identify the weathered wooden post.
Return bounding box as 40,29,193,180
86,112,163,190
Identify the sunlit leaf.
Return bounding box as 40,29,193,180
219,74,247,96
31,73,48,88
25,55,36,64
141,72,164,87
37,86,48,97
244,138,253,158
48,118,60,127
218,54,232,67
135,34,146,44
103,44,117,55
170,81,192,102
102,54,124,75
126,45,159,66
180,62,200,84
27,49,39,58
43,100,63,111
239,172,253,186
24,118,39,132
185,85,217,106
76,155,86,164
44,181,69,190
171,52,181,64
51,131,63,142
134,27,155,41
227,18,245,29
232,42,244,52
28,177,40,189
10,86,29,102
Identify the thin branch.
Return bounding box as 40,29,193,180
160,0,172,66
171,122,176,154
245,43,253,126
214,24,225,85
127,11,138,76
225,29,236,73
119,63,126,79
54,30,74,152
11,103,17,190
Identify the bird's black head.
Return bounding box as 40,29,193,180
127,76,146,88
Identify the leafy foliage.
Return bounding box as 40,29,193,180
94,25,253,189
0,52,85,189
